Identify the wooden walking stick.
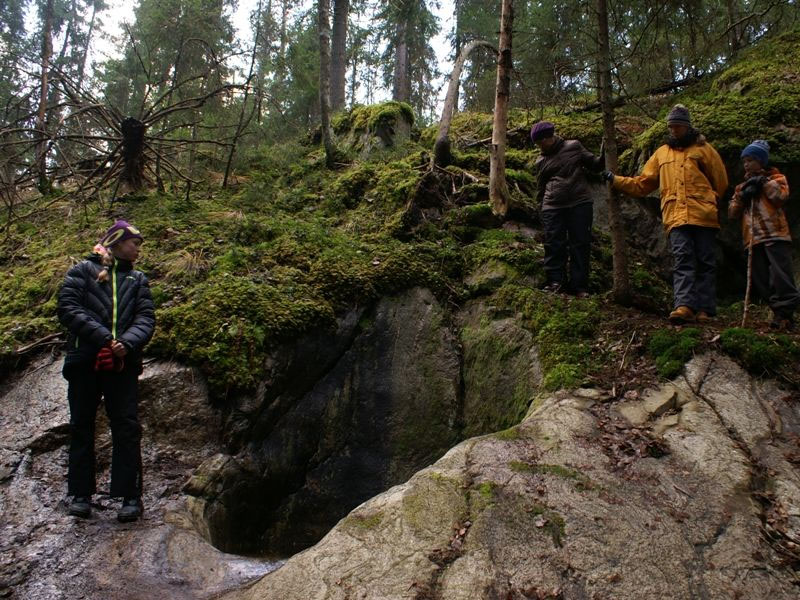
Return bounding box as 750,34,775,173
741,202,755,327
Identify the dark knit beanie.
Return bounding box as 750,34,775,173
530,121,555,142
666,104,691,127
99,220,143,248
741,139,770,167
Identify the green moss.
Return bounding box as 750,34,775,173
631,265,671,311
152,274,335,393
401,473,467,534
647,328,702,378
720,327,800,375
330,163,378,208
460,317,534,437
493,426,523,441
626,30,800,167
336,101,415,134
469,480,500,514
342,511,384,531
495,284,600,390
463,230,544,278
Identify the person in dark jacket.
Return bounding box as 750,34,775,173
531,121,604,296
57,220,155,522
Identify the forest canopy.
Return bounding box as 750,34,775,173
0,0,798,223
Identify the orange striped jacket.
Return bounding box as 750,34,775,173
728,167,791,247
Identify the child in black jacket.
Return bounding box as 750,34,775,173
57,220,155,521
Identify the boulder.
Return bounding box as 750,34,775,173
218,353,800,600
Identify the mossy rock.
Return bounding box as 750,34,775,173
332,102,416,159
625,29,800,169
647,327,702,379
719,327,800,376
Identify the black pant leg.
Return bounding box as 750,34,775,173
101,369,143,499
541,208,568,286
748,244,772,306
693,226,718,315
66,366,102,497
668,226,697,310
566,202,593,293
764,241,800,317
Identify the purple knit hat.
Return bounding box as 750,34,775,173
530,121,555,142
99,220,143,248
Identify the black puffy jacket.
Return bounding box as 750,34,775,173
57,254,155,367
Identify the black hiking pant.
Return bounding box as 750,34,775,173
668,225,717,315
748,240,800,319
64,364,142,499
540,202,593,293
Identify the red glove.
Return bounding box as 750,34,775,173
94,346,114,371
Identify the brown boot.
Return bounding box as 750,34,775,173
696,311,713,324
669,305,696,324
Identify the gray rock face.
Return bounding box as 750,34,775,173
188,288,463,556
218,353,800,600
0,358,275,600
458,299,542,437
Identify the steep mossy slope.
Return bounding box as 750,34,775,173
2,30,800,395
624,29,800,169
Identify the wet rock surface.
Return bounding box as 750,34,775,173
219,353,800,600
187,287,463,556
0,358,277,600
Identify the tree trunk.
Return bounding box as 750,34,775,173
330,0,349,111
224,0,263,187
36,0,55,193
120,117,146,191
434,40,496,168
77,0,99,91
392,18,410,102
318,0,338,168
278,0,290,81
598,0,630,304
726,0,742,57
489,0,513,216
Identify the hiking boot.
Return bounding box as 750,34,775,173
69,496,92,518
574,291,590,299
696,311,713,324
117,497,143,522
669,306,696,324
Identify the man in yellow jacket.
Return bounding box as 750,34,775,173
602,104,729,324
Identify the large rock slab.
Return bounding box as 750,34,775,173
219,353,800,600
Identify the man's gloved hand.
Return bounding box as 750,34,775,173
94,346,114,372
113,355,125,372
601,170,614,183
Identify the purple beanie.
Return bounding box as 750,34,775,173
530,121,555,142
741,139,770,166
99,220,143,248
